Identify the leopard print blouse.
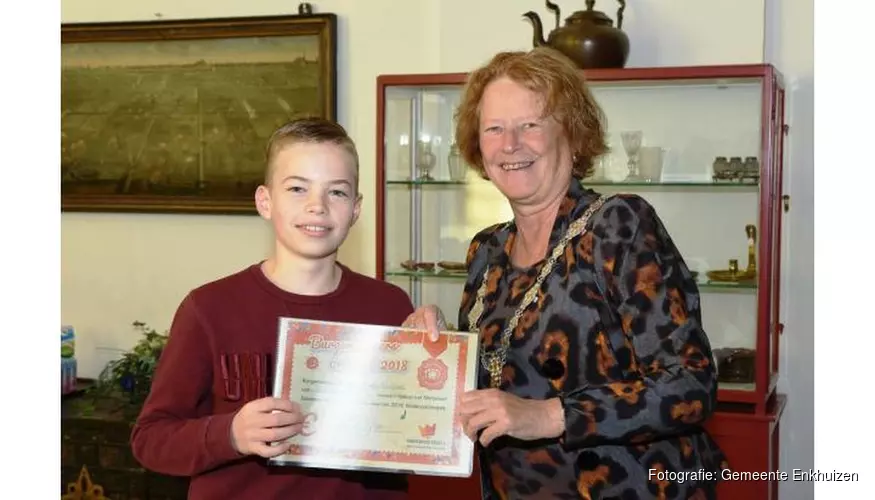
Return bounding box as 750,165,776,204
458,179,729,499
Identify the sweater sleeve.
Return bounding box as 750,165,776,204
559,196,719,450
387,285,415,326
130,293,242,476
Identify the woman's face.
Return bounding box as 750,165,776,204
478,76,573,209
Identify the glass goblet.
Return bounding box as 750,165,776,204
620,131,643,181
416,140,436,181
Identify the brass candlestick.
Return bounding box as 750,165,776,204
706,224,758,283
745,224,757,273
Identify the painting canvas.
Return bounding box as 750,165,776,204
61,14,337,214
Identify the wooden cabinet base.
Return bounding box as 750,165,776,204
408,395,787,500
62,392,190,500
705,394,787,500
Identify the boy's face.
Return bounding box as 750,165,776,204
255,141,361,262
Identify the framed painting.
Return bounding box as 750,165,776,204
61,12,337,214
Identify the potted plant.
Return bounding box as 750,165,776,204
86,321,169,417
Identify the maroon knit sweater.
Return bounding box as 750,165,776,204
130,262,415,500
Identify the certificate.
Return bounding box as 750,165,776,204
268,317,479,477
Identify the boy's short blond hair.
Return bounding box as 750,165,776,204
264,117,359,190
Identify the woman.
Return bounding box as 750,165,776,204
406,47,728,499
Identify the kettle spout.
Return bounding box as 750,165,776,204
522,11,547,47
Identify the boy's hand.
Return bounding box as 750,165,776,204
230,397,305,458
401,304,447,342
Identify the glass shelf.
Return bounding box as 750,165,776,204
386,269,468,280
386,178,759,189
386,269,756,292
387,179,467,186
699,280,757,292
584,180,759,189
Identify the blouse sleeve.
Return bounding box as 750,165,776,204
457,223,503,332
559,195,719,450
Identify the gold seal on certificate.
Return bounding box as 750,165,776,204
268,317,479,477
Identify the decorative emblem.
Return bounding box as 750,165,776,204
63,465,109,500
305,356,319,370
418,423,437,438
417,358,448,390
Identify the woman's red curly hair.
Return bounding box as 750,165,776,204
454,47,608,179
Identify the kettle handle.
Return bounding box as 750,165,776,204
616,0,626,29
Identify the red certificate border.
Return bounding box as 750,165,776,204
277,321,471,467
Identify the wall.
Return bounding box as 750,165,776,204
63,1,814,498
764,0,814,499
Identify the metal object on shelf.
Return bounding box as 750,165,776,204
745,224,757,273
714,347,756,384
712,155,760,183
706,224,758,283
400,260,435,271
743,156,760,182
707,257,755,282
728,259,739,274
707,267,756,283
712,156,730,180
416,262,435,271
728,156,743,175
438,261,466,271
399,260,468,276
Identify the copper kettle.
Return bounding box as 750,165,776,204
523,0,630,69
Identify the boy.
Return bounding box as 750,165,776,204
130,117,414,499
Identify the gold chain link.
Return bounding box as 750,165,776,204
469,195,608,388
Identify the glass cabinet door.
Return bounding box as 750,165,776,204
768,82,787,388
583,74,774,401
381,85,509,329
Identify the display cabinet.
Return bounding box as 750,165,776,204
375,64,787,417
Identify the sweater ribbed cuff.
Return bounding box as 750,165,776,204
204,412,243,463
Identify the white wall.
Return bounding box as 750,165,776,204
765,1,814,499
62,1,814,497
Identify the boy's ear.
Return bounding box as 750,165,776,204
254,185,272,219
351,192,363,226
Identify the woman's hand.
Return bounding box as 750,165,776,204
401,304,447,342
458,389,565,446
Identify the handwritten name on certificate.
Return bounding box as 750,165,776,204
268,317,479,477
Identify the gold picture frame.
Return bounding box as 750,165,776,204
61,12,337,214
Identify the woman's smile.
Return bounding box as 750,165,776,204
499,161,535,171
